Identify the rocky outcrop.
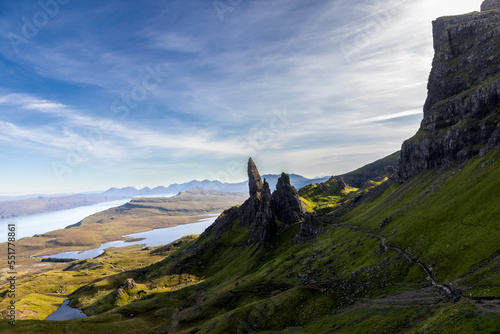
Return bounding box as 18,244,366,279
234,158,308,243
203,206,240,237
248,158,263,197
397,9,500,181
482,0,500,11
200,158,308,243
294,214,325,244
328,176,347,189
272,173,307,223
249,180,276,242
112,278,140,305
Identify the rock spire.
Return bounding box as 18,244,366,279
247,158,263,197
240,159,308,243
249,179,276,242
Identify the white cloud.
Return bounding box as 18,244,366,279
0,0,487,192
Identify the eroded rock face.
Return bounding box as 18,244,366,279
294,214,324,244
330,176,348,189
249,180,276,242
120,278,137,290
272,173,307,223
397,10,500,181
481,0,500,11
242,159,307,243
248,158,263,197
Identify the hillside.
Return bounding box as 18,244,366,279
3,150,499,332
1,2,500,333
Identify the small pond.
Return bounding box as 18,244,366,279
45,300,87,321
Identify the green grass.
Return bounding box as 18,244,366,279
408,301,500,333
340,148,500,285
299,179,359,213
2,150,500,333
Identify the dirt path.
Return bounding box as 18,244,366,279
97,259,125,272
329,222,452,294
325,221,500,315
473,299,500,314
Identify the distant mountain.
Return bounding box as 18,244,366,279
0,174,328,219
101,174,330,197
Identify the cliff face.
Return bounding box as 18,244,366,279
482,0,500,11
397,6,500,181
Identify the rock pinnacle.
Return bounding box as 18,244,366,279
248,158,263,197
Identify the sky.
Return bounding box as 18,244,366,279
0,0,484,195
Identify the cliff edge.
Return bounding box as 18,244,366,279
397,3,500,181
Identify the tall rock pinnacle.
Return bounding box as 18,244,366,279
249,179,276,242
272,173,307,224
248,158,263,197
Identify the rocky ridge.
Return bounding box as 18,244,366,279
397,3,500,181
203,158,307,243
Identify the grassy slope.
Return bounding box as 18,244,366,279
1,151,500,332
299,179,359,213
342,148,500,285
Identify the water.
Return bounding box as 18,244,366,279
0,199,133,242
45,300,87,321
0,195,175,242
44,215,218,260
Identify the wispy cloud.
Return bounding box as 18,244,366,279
0,0,485,193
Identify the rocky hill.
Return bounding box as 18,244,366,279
397,3,500,181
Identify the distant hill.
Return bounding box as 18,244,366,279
339,151,399,188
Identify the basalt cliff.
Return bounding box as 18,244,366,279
397,2,500,181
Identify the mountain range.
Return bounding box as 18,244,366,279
101,174,330,197
0,174,329,219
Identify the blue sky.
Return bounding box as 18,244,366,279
0,0,484,195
